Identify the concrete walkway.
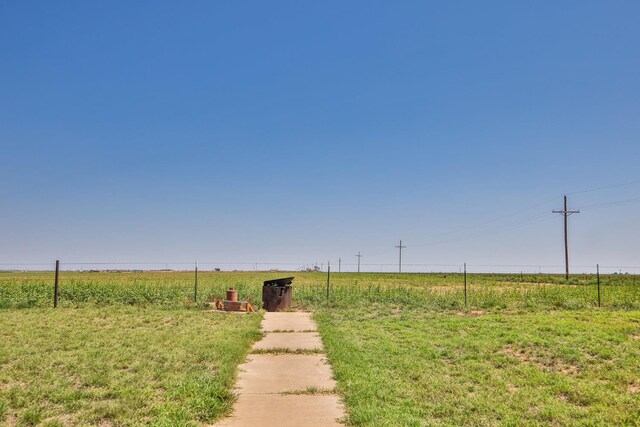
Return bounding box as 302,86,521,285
215,312,345,427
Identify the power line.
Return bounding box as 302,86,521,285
408,179,639,250
568,180,640,195
412,212,554,248
411,196,558,247
580,196,640,210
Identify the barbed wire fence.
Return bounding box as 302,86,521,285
2,260,640,275
1,260,639,310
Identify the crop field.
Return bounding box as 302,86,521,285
1,271,639,426
1,270,639,310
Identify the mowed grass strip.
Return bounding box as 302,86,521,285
315,307,640,426
0,307,262,426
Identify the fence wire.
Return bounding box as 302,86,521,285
1,261,640,275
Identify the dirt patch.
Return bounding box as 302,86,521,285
559,365,578,375
629,384,640,394
388,306,403,318
0,380,27,391
514,282,581,288
431,284,563,293
483,286,527,292
456,310,485,316
442,358,454,366
152,387,167,404
428,286,459,294
631,334,640,341
0,359,17,369
500,345,579,375
501,346,529,363
42,414,74,426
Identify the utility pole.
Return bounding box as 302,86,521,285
553,195,580,280
338,257,342,273
356,252,362,273
395,240,406,273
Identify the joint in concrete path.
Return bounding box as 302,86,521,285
214,312,345,426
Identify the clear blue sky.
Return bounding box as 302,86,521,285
1,1,639,272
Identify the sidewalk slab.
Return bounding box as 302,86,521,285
252,332,323,351
261,312,317,332
236,354,336,394
215,312,345,426
215,394,345,427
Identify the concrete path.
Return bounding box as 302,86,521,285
215,312,345,427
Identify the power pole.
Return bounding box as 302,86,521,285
395,240,406,273
356,252,362,273
553,195,580,280
338,257,342,273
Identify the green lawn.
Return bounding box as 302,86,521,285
315,306,640,426
0,307,262,426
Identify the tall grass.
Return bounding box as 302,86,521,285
1,271,639,311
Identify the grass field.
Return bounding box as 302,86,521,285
1,271,639,426
316,306,640,426
0,307,261,426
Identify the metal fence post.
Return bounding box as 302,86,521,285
54,260,59,308
326,261,331,301
464,263,467,309
597,264,601,308
194,260,198,303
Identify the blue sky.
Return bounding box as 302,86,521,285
1,1,639,272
